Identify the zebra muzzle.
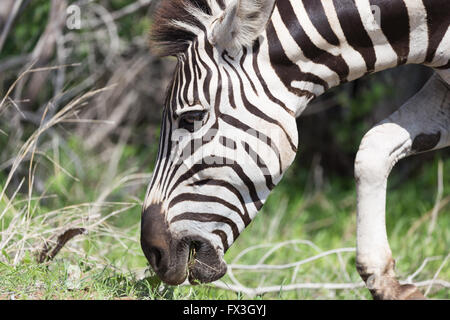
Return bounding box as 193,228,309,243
185,236,227,285
141,204,227,285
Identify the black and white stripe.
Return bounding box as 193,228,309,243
144,0,449,256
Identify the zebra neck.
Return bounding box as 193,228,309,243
261,0,447,117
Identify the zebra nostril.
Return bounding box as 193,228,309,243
149,247,163,269
141,203,171,272
190,240,202,250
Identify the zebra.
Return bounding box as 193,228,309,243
140,0,450,299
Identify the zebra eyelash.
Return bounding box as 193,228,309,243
178,110,208,132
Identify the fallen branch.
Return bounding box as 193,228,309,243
0,0,24,53
228,248,356,270
37,227,86,263
209,279,450,298
177,243,449,299
88,0,153,29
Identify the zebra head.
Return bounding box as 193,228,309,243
141,0,299,285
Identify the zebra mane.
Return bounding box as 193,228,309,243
151,0,220,57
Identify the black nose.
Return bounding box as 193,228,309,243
144,245,164,270
140,203,191,285
140,204,171,273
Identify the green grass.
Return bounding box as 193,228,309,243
0,136,448,299
1,0,446,300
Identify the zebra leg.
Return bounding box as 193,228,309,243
354,72,450,300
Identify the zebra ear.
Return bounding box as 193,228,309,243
209,0,276,56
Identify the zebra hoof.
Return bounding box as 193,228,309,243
371,282,426,300
397,284,426,300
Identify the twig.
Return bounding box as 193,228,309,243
0,178,25,221
257,239,321,265
88,0,153,29
0,0,24,53
37,228,87,263
86,3,120,67
424,254,449,296
228,248,356,270
0,54,31,73
406,256,442,283
0,63,81,112
7,97,26,119
0,84,114,204
428,159,443,237
207,279,450,298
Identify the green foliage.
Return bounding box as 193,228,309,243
0,143,448,299
0,1,50,59
334,80,394,153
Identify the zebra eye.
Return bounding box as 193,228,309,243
178,110,207,132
